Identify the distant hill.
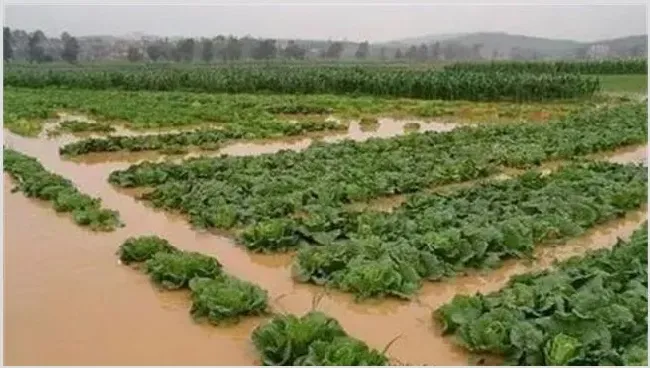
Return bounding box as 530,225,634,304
383,32,646,59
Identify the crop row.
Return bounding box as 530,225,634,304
253,311,390,365
108,103,648,231
59,120,342,156
435,223,648,366
3,67,600,101
445,58,648,75
3,148,122,231
118,235,389,365
4,87,583,136
281,162,647,299
118,235,269,323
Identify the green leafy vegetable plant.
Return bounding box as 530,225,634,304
251,310,389,366
144,251,222,289
117,235,179,264
3,148,122,231
434,223,648,365
188,276,269,324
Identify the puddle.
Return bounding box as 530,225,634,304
61,118,462,164
213,118,460,158
3,129,647,366
600,144,648,165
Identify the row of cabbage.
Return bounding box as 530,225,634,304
117,235,390,365
59,120,342,156
435,223,648,366
3,148,122,231
445,58,647,75
117,235,269,323
283,162,647,298
107,103,647,233
4,66,600,101
4,86,582,140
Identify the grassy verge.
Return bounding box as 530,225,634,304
600,74,648,94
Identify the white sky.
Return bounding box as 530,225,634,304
3,0,648,42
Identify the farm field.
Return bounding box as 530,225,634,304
3,60,648,366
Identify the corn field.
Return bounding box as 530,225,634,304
3,65,600,101
445,58,647,75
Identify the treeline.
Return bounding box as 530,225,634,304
3,27,487,64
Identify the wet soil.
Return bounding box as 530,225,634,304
3,129,648,366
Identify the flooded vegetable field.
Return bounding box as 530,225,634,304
3,118,647,365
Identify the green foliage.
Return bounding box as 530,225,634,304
4,65,600,101
56,120,116,134
289,162,647,298
108,103,647,236
251,311,388,366
3,86,583,137
3,148,122,231
59,120,341,155
144,251,222,289
117,236,178,264
295,337,389,366
445,59,648,75
434,224,648,365
188,276,269,324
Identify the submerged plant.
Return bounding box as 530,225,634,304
252,311,347,365
117,235,179,264
3,148,123,231
145,251,222,289
189,276,269,324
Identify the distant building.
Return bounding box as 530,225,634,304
587,44,610,58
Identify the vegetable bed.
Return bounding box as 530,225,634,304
117,236,269,324
285,162,647,299
252,311,389,366
3,148,122,231
108,103,647,233
435,223,648,366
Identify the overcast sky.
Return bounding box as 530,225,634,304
3,1,648,42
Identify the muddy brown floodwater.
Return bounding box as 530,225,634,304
3,129,648,366
53,117,463,165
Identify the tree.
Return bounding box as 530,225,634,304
322,41,344,59
431,42,441,60
283,40,306,60
443,43,455,60
3,27,12,61
394,48,403,59
471,43,483,60
251,38,277,60
176,38,195,62
405,45,417,60
201,38,214,62
223,36,242,61
416,43,429,61
61,32,80,63
355,41,370,59
27,30,46,63
127,46,143,62
379,47,387,60
146,42,166,62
